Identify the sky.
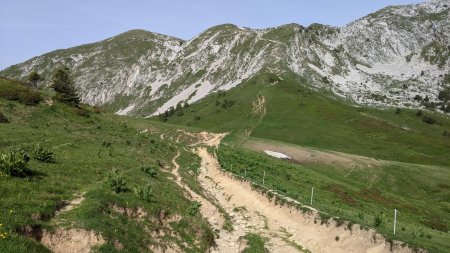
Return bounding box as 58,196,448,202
0,0,425,70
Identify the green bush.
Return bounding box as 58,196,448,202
0,80,42,106
438,88,450,102
422,115,437,125
0,111,8,123
133,183,153,201
17,91,42,106
413,226,425,239
74,108,90,118
141,166,158,177
0,150,29,177
107,169,127,193
188,201,202,216
374,215,384,227
33,145,54,163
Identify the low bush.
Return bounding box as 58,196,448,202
0,111,8,123
422,115,437,125
141,166,158,177
107,169,127,193
33,145,54,163
0,80,42,106
188,201,202,216
74,108,90,118
374,215,384,227
133,183,153,201
0,150,29,177
17,91,42,106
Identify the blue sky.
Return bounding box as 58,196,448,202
0,0,424,70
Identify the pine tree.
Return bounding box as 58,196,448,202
27,71,41,90
51,66,80,106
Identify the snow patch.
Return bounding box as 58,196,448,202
264,150,292,159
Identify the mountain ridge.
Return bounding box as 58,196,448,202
1,0,449,116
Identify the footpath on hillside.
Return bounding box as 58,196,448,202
168,131,421,253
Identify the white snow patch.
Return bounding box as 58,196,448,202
264,150,292,159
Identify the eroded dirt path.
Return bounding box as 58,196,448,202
40,193,106,253
169,151,232,251
179,132,422,253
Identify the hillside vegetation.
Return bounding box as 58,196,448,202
166,71,450,167
0,78,214,252
1,73,449,252
216,134,450,252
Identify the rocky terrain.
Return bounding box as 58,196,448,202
1,0,449,116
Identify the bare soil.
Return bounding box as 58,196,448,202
181,131,424,253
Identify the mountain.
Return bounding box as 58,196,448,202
1,76,449,253
1,1,449,116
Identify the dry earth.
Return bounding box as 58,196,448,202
175,131,425,253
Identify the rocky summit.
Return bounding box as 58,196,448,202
1,0,449,116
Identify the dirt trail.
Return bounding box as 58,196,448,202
183,132,422,253
170,151,246,252
39,193,106,253
55,193,85,215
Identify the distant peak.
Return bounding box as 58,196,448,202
113,29,183,41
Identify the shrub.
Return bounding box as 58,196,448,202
438,88,450,102
335,236,340,241
0,85,20,100
413,227,425,239
0,150,29,177
395,108,401,114
17,91,42,106
33,145,54,163
133,183,153,201
0,81,42,106
415,110,423,116
0,111,8,123
141,166,158,177
107,169,127,193
414,95,423,102
74,108,90,118
188,201,202,216
374,215,384,227
221,99,235,109
194,115,201,121
176,110,184,116
93,106,103,114
422,115,437,124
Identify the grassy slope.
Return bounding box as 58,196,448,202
0,78,214,252
160,71,450,252
218,136,450,252
166,71,450,168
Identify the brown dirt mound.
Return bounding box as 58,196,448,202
41,228,105,253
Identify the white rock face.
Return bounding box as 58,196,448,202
1,1,449,116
